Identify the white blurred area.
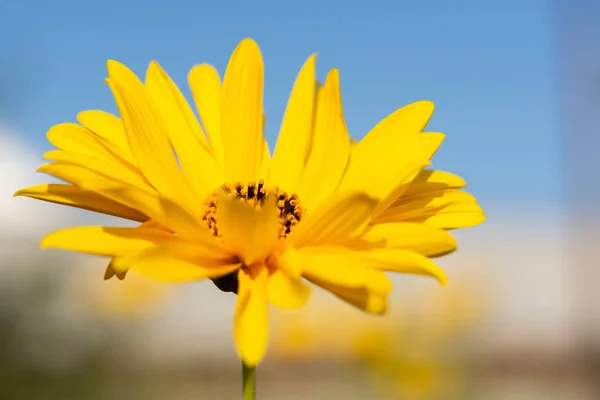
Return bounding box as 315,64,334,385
0,124,596,399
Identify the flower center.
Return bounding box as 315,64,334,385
201,180,303,239
202,180,304,295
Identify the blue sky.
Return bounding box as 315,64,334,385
0,0,558,210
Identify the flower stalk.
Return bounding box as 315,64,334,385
242,361,256,400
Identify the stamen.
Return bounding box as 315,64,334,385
202,181,304,295
201,180,303,239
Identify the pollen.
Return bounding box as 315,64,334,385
201,180,303,239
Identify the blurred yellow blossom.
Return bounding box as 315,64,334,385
272,275,491,399
71,267,170,319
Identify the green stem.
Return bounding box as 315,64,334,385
242,362,256,400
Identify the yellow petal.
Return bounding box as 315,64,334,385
37,163,209,242
371,133,448,217
41,226,176,256
287,191,378,248
402,169,467,197
37,162,157,202
269,245,302,277
42,150,150,192
409,209,486,229
216,193,280,266
302,82,322,166
337,101,438,202
145,61,209,145
106,61,197,212
235,266,269,366
267,269,311,309
14,184,147,222
112,244,239,283
339,247,448,285
310,278,388,314
86,183,218,242
357,222,457,257
47,123,115,163
104,260,127,280
145,61,220,198
268,54,317,192
298,69,349,210
118,237,230,270
374,188,481,224
259,138,271,180
188,63,224,164
296,247,392,296
76,110,137,167
221,38,265,182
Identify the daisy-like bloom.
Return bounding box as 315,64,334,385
15,38,484,366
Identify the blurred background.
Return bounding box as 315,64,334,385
0,0,595,399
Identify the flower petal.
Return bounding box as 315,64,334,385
337,101,438,203
216,193,280,266
370,133,448,217
87,184,218,242
41,226,176,256
298,69,349,210
106,61,198,212
409,208,486,229
302,82,322,166
221,38,266,182
296,247,392,296
357,222,457,257
188,63,224,164
47,123,115,163
267,269,311,309
268,54,317,193
104,259,127,280
14,184,147,222
339,247,448,285
42,150,150,192
269,245,302,277
76,111,137,167
287,191,378,248
36,163,210,241
373,188,484,228
145,61,221,198
112,242,239,283
235,266,269,366
259,136,271,179
310,278,388,314
402,169,467,197
37,161,151,193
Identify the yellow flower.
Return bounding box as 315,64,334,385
73,267,169,319
15,38,484,366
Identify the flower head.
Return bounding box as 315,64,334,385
15,38,484,366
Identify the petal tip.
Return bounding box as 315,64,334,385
36,164,51,173
106,59,120,73
438,273,448,287
326,68,340,82
39,235,54,249
105,263,127,280
103,267,115,280
234,38,262,59
239,37,259,47
418,100,435,109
